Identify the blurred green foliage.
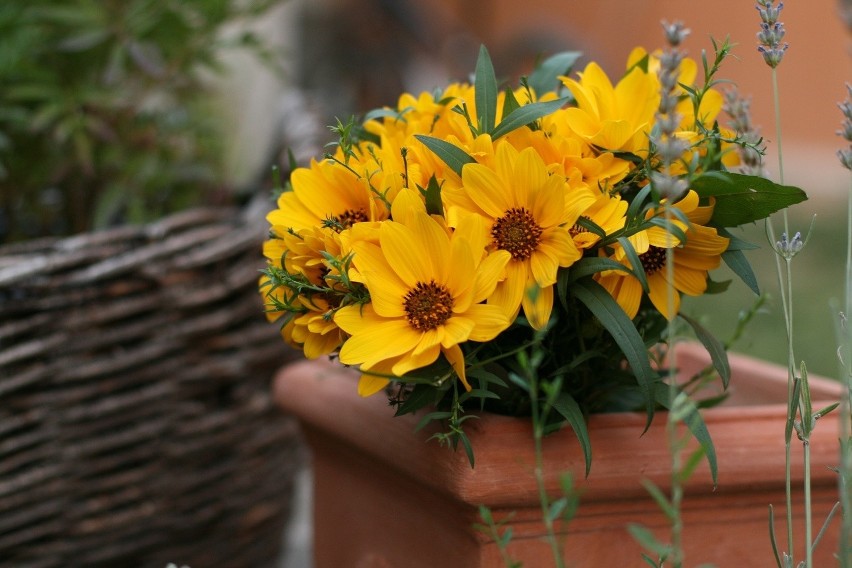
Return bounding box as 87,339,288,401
0,0,282,242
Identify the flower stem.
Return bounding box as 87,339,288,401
665,202,684,568
528,369,566,568
804,438,813,568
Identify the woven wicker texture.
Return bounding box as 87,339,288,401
0,197,302,568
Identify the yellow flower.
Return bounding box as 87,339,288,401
568,191,628,250
595,190,729,319
334,192,512,396
560,57,660,156
267,157,390,234
454,143,584,329
259,226,349,358
281,296,345,359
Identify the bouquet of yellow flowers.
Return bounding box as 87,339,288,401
260,39,805,469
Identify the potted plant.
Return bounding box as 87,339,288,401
260,8,844,567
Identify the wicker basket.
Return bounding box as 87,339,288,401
0,197,302,568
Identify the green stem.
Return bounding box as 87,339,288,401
784,255,797,563
664,203,683,568
767,64,797,563
843,178,852,567
529,370,566,568
804,438,813,568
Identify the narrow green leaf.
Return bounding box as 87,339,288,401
501,87,521,118
414,410,452,432
718,227,759,251
491,97,568,140
527,51,582,97
395,382,445,416
617,236,649,293
474,44,499,134
552,392,593,476
679,313,731,389
769,505,784,568
785,378,802,444
655,384,719,486
566,257,634,283
574,215,607,239
678,446,708,483
691,172,808,226
547,497,568,522
459,430,476,468
800,361,812,438
414,134,475,177
722,248,760,295
417,174,444,216
572,278,658,426
641,478,676,519
628,523,671,557
507,371,530,392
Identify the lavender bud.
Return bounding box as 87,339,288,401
838,148,852,170
650,171,689,201
776,231,803,257
661,20,690,47
756,0,784,25
758,44,788,68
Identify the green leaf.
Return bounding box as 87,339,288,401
526,51,582,97
691,172,808,227
718,227,759,251
414,411,452,432
628,522,671,558
501,87,521,119
617,236,649,293
414,134,475,177
491,97,568,140
474,44,499,134
655,385,719,486
458,430,476,468
566,257,633,282
417,174,444,217
703,277,731,294
641,478,676,519
547,497,568,522
722,248,760,295
678,313,731,389
552,392,592,476
799,361,812,438
572,278,658,427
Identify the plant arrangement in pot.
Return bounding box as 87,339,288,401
261,6,846,566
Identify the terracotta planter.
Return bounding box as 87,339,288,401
274,343,845,567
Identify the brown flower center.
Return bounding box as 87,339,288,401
328,208,369,232
403,280,454,331
491,207,543,260
640,245,668,275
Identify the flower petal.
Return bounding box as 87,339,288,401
442,343,471,391
380,221,431,287
466,303,511,341
463,164,511,218
522,281,553,330
358,373,390,397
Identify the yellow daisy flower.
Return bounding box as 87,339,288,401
267,157,390,234
455,143,584,329
568,191,628,250
259,226,350,358
595,190,729,319
334,193,512,396
560,57,660,157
